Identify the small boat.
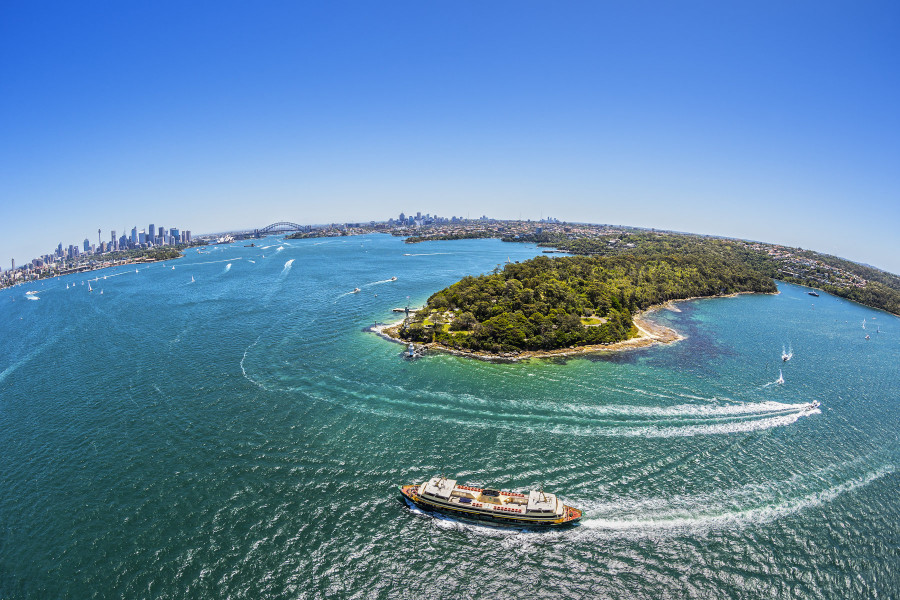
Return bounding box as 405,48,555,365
390,276,397,281
781,345,793,362
862,319,866,330
808,291,819,297
806,400,820,411
88,282,93,292
351,288,360,294
25,290,39,295
172,266,175,270
776,369,784,385
191,276,195,283
400,476,582,528
100,290,103,295
244,243,255,247
865,334,870,340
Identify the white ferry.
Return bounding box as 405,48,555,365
400,476,582,528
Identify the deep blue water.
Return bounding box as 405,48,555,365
1,235,898,599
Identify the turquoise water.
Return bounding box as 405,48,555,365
1,235,898,599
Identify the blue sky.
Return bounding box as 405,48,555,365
2,1,899,273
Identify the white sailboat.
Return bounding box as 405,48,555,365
776,369,784,385
191,275,195,283
88,282,93,292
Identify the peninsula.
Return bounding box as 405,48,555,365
386,226,900,359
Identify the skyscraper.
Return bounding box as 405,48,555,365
149,224,155,242
131,227,138,245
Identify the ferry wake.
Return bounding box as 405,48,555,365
400,476,582,528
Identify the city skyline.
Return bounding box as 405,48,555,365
2,2,898,274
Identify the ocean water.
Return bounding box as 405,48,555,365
1,235,898,599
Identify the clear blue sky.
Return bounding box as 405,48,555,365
2,1,898,273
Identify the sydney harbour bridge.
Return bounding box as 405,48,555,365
218,221,309,240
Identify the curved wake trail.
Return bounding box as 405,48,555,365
0,329,67,384
179,257,242,267
263,374,821,438
579,465,894,537
362,278,397,288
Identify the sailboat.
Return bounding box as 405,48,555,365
862,319,866,330
88,282,93,292
776,369,784,385
191,275,195,283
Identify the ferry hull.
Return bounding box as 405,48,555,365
399,484,582,528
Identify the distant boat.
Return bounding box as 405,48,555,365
191,275,195,283
100,290,103,295
88,282,92,292
865,334,870,340
782,345,793,362
25,290,39,295
808,291,819,297
351,288,360,294
135,269,139,273
172,266,175,270
862,319,866,330
390,276,397,281
776,370,784,385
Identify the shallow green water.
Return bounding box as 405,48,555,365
1,235,898,599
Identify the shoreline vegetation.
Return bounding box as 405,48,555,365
390,242,778,357
372,302,689,361
396,222,900,316
374,223,900,359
